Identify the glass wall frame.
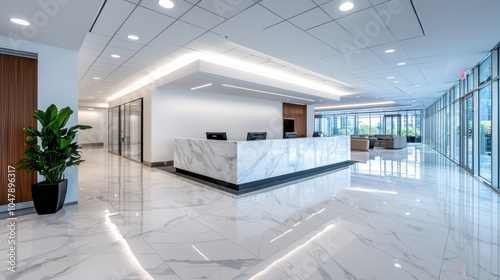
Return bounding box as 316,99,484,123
314,109,422,141
108,98,143,163
425,43,499,190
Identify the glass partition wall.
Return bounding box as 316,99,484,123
315,109,422,141
108,98,143,163
425,43,499,190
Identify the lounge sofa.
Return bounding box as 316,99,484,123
351,136,370,151
373,135,407,149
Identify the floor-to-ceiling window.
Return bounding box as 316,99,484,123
314,110,422,138
453,100,460,162
357,114,372,135
425,42,499,190
464,94,474,171
479,84,492,181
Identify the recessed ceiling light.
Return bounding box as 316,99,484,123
385,49,395,53
89,96,94,99
387,76,395,79
339,2,354,11
393,81,400,83
158,0,174,8
93,77,101,80
128,35,139,40
111,54,120,58
397,62,406,66
10,18,30,26
97,91,102,93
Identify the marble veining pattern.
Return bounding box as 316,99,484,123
174,136,350,185
0,145,499,279
174,138,238,183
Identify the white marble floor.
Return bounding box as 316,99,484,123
1,144,499,279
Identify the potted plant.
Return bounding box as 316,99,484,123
17,104,91,214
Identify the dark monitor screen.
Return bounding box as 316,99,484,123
313,131,323,137
247,132,267,141
206,132,227,140
284,132,297,139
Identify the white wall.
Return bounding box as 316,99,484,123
78,109,105,144
151,87,283,162
0,36,80,204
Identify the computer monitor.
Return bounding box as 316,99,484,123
284,132,297,139
206,132,227,140
246,132,267,141
313,131,323,137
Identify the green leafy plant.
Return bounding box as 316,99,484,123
17,104,91,183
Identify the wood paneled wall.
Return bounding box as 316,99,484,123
0,53,38,205
283,103,307,138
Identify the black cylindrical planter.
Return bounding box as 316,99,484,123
31,179,68,215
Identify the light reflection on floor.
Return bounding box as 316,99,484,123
0,144,498,279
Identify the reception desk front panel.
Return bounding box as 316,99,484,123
173,136,350,190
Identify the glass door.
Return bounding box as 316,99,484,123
123,99,143,162
108,99,143,162
108,106,120,155
383,114,402,135
478,85,492,182
462,94,474,172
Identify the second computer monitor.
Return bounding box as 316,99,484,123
247,132,267,141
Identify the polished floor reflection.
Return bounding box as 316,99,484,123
1,144,499,279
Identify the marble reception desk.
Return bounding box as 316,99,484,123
173,136,351,191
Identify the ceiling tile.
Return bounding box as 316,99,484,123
108,38,144,52
79,47,104,58
369,42,410,63
374,0,424,41
101,45,137,61
84,32,112,44
321,53,364,72
261,61,284,69
149,20,205,49
369,0,390,5
139,0,194,18
183,32,232,54
195,0,256,19
91,0,136,37
313,0,332,5
115,6,176,43
240,55,268,64
320,0,372,20
336,7,396,47
350,49,384,67
140,45,173,57
221,48,252,60
307,21,363,53
180,6,226,30
288,8,332,30
213,5,281,37
400,70,426,85
265,22,338,58
260,0,317,19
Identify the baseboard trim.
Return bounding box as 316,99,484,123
80,143,104,147
144,160,173,167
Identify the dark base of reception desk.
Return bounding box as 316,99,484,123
175,160,357,195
